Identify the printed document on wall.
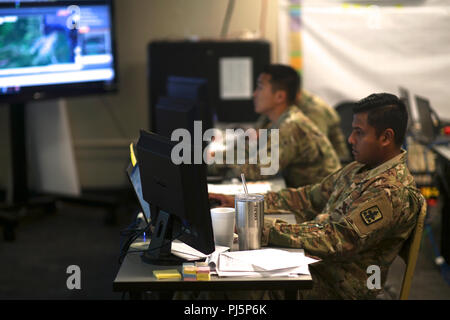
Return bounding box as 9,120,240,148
219,57,253,100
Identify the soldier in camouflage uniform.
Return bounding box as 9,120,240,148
296,89,351,162
212,64,341,188
210,93,425,299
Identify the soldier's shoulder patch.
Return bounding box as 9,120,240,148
360,206,383,225
345,193,394,239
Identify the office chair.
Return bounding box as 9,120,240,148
398,194,427,300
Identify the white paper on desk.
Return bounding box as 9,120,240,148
218,249,312,272
207,182,272,195
216,265,311,278
171,240,229,261
205,250,222,272
218,252,262,272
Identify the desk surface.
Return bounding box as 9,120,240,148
113,252,313,293
115,177,310,296
432,144,450,161
207,177,286,195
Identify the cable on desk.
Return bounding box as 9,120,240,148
118,221,151,265
119,211,152,254
118,222,186,265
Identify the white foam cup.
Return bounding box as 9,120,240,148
210,207,235,248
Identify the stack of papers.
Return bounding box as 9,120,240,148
205,248,319,278
171,240,230,261
170,240,319,279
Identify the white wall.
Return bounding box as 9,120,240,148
301,0,450,121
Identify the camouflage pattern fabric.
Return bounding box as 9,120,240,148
226,105,341,188
296,90,351,162
262,150,425,299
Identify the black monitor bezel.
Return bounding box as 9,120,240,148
415,95,439,144
399,86,414,132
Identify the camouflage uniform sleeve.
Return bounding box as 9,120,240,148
264,168,340,222
262,185,416,260
237,116,324,181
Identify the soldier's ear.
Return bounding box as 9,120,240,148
380,128,395,147
275,90,287,104
296,91,302,103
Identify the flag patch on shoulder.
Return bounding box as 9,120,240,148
360,206,383,225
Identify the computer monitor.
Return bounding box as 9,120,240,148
155,96,196,139
154,75,212,132
0,0,118,103
399,87,414,132
415,95,440,144
167,76,207,101
148,40,271,129
168,76,212,130
136,130,215,265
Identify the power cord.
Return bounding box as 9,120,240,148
118,216,186,265
118,219,151,265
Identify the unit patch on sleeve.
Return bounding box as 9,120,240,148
360,206,383,225
345,194,393,239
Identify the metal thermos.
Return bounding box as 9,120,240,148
235,193,264,250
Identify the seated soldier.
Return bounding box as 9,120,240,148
209,64,341,188
211,93,425,299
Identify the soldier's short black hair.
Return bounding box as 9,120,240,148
262,64,301,105
353,93,408,146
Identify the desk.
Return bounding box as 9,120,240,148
207,177,286,195
115,177,309,299
113,252,313,300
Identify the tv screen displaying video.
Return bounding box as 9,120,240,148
0,0,117,102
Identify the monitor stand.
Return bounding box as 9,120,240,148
141,210,185,265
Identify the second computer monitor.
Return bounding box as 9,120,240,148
399,87,414,132
155,76,212,139
136,130,215,264
155,96,197,139
416,95,438,144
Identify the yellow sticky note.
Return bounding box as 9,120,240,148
196,273,211,281
183,266,197,275
130,143,137,167
152,269,181,280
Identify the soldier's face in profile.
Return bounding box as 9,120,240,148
253,73,278,115
348,112,384,167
